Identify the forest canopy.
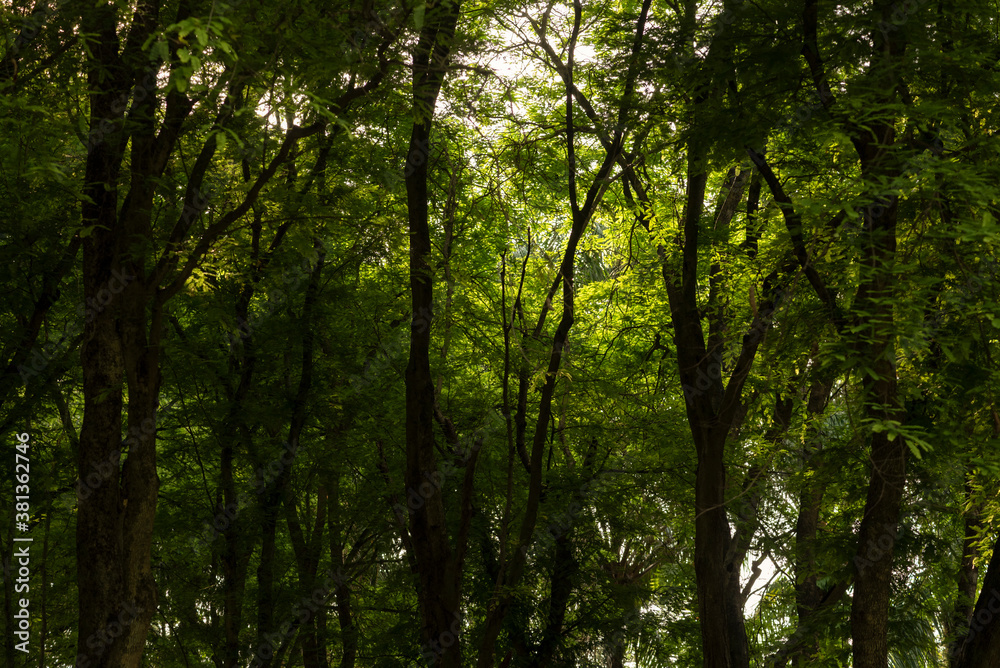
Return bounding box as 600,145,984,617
1,0,1000,667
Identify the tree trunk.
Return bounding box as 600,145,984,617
255,250,323,668
623,153,781,668
948,484,982,666
849,136,906,668
73,2,340,663
745,3,913,663
665,159,763,668
790,382,829,667
694,428,735,667
286,488,328,668
404,1,466,665
219,427,253,668
953,531,1000,668
330,476,358,668
214,210,272,668
76,4,144,664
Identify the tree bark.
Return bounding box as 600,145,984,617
477,5,647,664
623,154,786,667
76,3,156,665
948,481,982,666
953,530,1000,668
255,250,324,668
73,1,371,663
286,488,328,668
789,380,829,667
404,2,467,665
645,160,779,668
329,476,358,668
755,3,912,663
847,93,906,668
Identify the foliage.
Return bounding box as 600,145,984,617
0,0,999,666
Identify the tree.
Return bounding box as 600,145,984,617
2,0,1000,666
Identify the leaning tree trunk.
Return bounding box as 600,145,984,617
952,531,1000,668
950,414,1000,668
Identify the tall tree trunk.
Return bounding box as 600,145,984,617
77,3,148,664
255,250,324,668
848,122,906,668
74,1,343,662
790,380,829,667
623,154,781,668
329,475,358,668
477,5,648,663
218,425,253,668
529,531,576,668
215,208,273,668
286,488,328,668
768,3,912,663
529,440,599,667
655,160,768,668
948,481,982,666
694,428,739,667
403,1,467,665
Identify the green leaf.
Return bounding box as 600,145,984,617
151,40,170,63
